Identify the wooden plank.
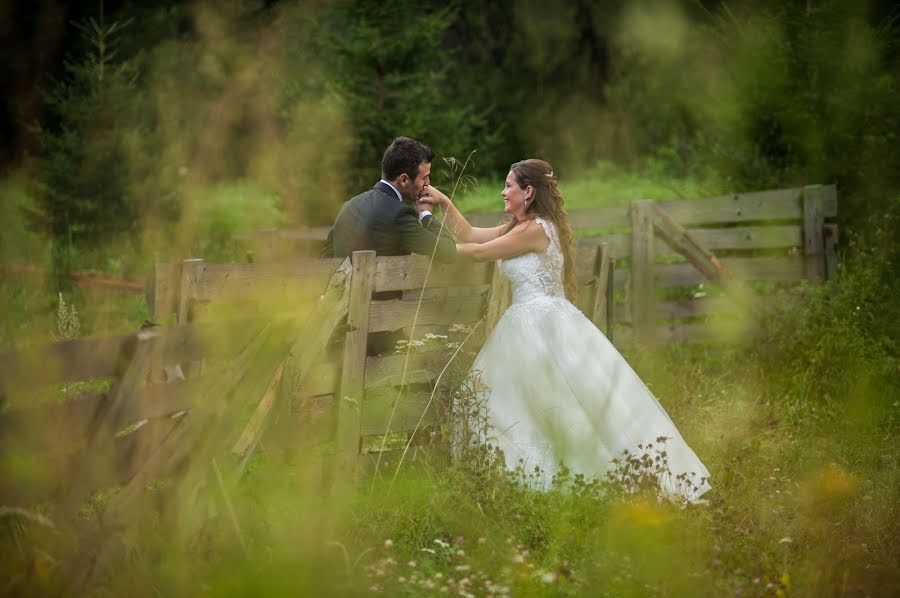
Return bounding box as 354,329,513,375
278,257,351,406
577,225,804,260
150,262,180,321
154,317,272,366
0,376,197,458
53,328,159,519
189,259,343,303
655,255,805,287
0,415,181,507
630,201,655,343
577,233,630,259
824,223,838,280
669,187,834,223
661,225,803,254
591,243,612,333
364,349,447,389
605,251,616,341
335,251,377,468
0,390,108,456
485,262,510,336
658,188,806,225
232,363,285,458
177,259,205,377
651,205,767,318
0,316,279,401
653,204,734,282
0,333,133,397
368,294,486,333
360,388,440,436
59,288,342,590
372,255,491,292
803,185,829,282
177,259,204,324
91,319,275,524
613,302,630,323
297,361,340,397
467,186,835,232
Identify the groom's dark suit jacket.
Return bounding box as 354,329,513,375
321,181,456,263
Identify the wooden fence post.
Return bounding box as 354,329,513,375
335,251,376,478
630,201,655,344
176,259,204,325
824,223,838,281
803,185,827,282
149,261,180,324
591,243,612,335
177,259,205,377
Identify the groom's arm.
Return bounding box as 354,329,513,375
394,210,457,263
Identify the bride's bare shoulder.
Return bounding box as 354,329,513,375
510,218,550,249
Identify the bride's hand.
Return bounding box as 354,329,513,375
417,185,450,208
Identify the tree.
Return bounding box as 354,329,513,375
25,5,150,279
312,0,501,188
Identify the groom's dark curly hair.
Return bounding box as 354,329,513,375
381,137,434,181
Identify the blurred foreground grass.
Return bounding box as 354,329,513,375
5,340,893,596
1,169,897,596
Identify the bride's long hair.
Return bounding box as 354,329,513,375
501,159,578,301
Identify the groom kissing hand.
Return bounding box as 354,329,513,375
321,137,456,263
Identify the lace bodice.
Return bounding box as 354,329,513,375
499,217,566,305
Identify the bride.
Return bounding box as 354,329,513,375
418,159,711,502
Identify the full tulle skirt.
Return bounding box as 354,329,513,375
469,296,711,501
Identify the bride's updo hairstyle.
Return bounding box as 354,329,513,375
503,159,578,301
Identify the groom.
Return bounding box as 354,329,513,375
320,137,456,263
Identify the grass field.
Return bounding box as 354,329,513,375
450,160,725,213
1,167,898,596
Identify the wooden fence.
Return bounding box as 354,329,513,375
0,250,615,516
465,184,837,344
237,185,837,345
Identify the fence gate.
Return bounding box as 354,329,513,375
625,185,838,345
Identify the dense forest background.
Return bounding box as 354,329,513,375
1,0,899,275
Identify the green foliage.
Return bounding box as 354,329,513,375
454,159,724,213
752,209,900,423
25,13,159,279
188,181,285,262
312,0,502,188
608,0,900,228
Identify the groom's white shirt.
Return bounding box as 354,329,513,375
379,178,431,222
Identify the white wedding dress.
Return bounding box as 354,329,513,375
469,218,711,501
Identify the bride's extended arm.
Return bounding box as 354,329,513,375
419,185,504,243
456,220,549,262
